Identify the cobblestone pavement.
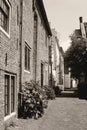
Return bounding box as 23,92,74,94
7,91,87,130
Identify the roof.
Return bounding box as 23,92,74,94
36,0,52,36
74,29,81,38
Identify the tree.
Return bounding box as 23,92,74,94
65,35,87,82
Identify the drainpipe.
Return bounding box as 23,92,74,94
20,0,23,91
19,0,23,109
51,39,53,87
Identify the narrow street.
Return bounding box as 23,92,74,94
8,90,87,130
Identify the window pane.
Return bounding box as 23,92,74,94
4,75,9,116
0,0,9,32
11,76,15,113
25,44,30,71
25,45,27,70
28,49,30,71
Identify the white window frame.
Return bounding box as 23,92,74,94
4,73,16,121
0,0,11,38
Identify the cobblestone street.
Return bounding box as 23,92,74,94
8,91,87,130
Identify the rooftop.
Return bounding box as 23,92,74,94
36,0,52,36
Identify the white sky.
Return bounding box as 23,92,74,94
43,0,87,51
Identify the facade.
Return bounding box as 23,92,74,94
0,0,20,129
49,29,64,90
0,0,52,129
32,0,52,86
50,29,60,86
64,59,71,89
59,47,64,90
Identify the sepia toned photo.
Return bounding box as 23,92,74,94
0,0,87,130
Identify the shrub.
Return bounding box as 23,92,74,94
21,80,44,119
43,85,55,100
19,81,55,119
78,83,87,99
53,86,61,97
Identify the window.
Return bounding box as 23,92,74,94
4,75,9,116
4,74,16,116
25,43,31,71
0,0,10,33
11,76,15,113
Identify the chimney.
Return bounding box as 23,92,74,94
79,17,83,23
79,17,86,38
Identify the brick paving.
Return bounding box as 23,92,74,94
7,91,87,130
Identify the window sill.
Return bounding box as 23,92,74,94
4,112,16,122
24,70,30,74
0,26,10,39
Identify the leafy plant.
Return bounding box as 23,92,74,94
65,36,87,81
22,80,44,119
43,85,55,100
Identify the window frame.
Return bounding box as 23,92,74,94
25,42,31,72
0,0,11,38
4,73,16,120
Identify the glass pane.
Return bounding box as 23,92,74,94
25,45,27,70
11,76,15,113
4,75,9,116
0,0,9,32
28,49,30,71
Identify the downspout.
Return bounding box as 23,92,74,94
18,0,23,112
19,0,23,92
51,38,53,87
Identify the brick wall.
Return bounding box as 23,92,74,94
34,8,49,86
21,0,34,85
0,0,20,129
0,0,51,129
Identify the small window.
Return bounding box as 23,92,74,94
0,0,10,33
25,43,31,71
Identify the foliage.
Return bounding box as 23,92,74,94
53,86,62,96
20,81,55,119
43,85,55,100
21,80,44,119
78,82,87,99
65,36,87,80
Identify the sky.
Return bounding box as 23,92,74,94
43,0,87,51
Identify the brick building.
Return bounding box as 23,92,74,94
49,29,64,90
50,29,60,86
0,0,52,129
0,0,20,129
32,0,52,86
